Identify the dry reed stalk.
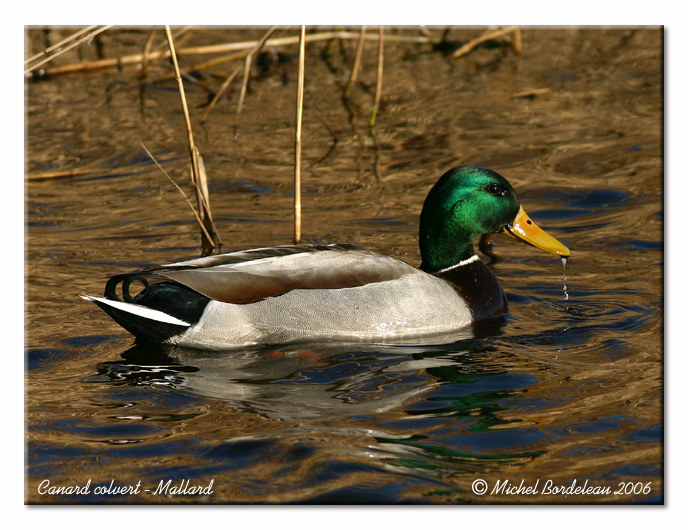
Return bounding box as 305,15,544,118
417,26,434,39
450,26,519,59
37,50,163,76
164,25,220,253
151,26,194,54
234,26,278,130
511,27,523,72
180,50,250,74
201,65,242,123
139,141,214,244
167,30,432,54
124,50,250,93
24,25,98,65
369,26,385,129
29,26,190,77
344,26,367,98
142,26,194,73
140,29,156,77
25,25,112,75
194,148,214,223
294,26,306,244
35,31,438,77
235,57,253,130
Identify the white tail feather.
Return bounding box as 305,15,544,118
80,295,191,327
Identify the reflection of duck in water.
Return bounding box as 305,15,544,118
83,166,569,350
100,337,476,421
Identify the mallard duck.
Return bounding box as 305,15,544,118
82,165,570,350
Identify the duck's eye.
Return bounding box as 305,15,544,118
486,183,504,196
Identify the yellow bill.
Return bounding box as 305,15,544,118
500,206,570,257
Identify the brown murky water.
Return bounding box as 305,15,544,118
25,27,662,504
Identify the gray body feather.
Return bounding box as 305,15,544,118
85,244,473,349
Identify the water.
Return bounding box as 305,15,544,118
25,27,663,505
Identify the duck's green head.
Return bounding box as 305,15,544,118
419,165,570,272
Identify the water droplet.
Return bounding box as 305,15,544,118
561,257,569,301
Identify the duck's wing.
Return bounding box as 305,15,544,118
104,243,419,305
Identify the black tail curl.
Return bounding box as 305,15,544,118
105,273,165,302
104,271,211,327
